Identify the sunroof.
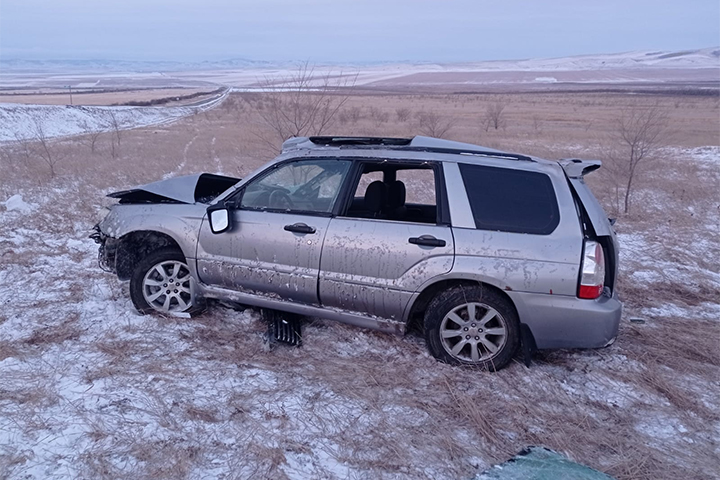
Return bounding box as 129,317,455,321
309,136,412,146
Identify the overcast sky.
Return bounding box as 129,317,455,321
1,0,718,63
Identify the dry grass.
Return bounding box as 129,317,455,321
0,89,719,479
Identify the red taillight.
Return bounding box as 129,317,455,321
579,240,605,299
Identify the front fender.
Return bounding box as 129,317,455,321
98,203,207,261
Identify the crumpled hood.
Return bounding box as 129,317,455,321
107,173,240,205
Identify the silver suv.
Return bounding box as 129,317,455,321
93,136,622,370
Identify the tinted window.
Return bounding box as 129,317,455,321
459,163,559,235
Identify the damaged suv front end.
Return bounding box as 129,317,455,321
91,172,239,284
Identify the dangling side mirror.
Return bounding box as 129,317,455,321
208,205,232,234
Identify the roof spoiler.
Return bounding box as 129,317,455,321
559,158,602,179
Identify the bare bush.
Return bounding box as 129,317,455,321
395,107,411,123
368,106,390,126
483,101,507,131
338,106,365,126
105,110,122,158
30,118,63,178
415,111,456,138
243,63,356,151
78,120,103,154
605,103,670,214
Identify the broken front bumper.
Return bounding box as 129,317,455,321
90,224,117,273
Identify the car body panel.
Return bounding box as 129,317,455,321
97,203,207,263
108,173,239,204
196,210,331,305
319,217,454,320
507,290,622,349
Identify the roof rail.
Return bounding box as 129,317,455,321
281,135,533,161
309,136,412,146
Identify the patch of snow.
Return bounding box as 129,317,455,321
2,194,33,213
0,89,228,143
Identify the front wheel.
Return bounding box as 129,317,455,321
424,285,519,371
129,248,200,315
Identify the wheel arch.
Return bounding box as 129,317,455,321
115,230,186,281
404,277,520,334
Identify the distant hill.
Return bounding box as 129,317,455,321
1,48,718,74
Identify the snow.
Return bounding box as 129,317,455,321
2,194,33,213
0,89,228,143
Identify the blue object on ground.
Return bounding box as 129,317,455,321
475,446,615,480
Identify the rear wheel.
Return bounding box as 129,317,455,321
424,285,519,371
129,248,200,315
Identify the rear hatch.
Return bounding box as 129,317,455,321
559,159,619,296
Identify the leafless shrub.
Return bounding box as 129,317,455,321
79,120,103,154
395,107,411,123
368,106,390,125
338,106,364,125
532,115,542,133
483,101,507,131
243,63,356,151
415,110,456,138
604,103,670,214
30,117,64,178
106,109,122,146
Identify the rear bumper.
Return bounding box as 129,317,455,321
507,290,622,350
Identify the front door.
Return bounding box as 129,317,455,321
197,158,352,305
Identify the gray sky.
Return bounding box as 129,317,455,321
1,0,718,62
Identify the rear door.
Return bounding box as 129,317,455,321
319,161,454,321
196,158,352,305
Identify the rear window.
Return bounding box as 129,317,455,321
459,163,559,235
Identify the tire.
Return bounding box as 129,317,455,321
424,284,519,371
129,247,202,316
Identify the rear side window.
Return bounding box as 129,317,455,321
459,163,559,235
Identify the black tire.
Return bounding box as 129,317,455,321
424,284,519,371
129,247,203,316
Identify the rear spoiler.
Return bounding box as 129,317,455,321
558,159,601,178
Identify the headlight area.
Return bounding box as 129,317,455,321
90,224,118,273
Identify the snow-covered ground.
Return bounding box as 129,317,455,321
0,142,718,478
0,89,228,143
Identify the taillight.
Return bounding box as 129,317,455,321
579,240,605,299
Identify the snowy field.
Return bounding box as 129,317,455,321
0,92,719,479
1,47,718,93
0,89,228,142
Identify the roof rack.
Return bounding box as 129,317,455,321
309,136,412,146
282,136,533,162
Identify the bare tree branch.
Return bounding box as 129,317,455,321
415,111,456,138
606,103,670,214
243,63,357,152
483,102,507,132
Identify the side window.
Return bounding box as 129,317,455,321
240,159,351,214
459,163,559,235
343,163,439,224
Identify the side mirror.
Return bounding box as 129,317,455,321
208,206,231,234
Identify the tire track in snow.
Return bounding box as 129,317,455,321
210,136,224,174
163,132,198,179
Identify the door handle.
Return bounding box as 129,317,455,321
409,235,446,247
284,223,316,234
